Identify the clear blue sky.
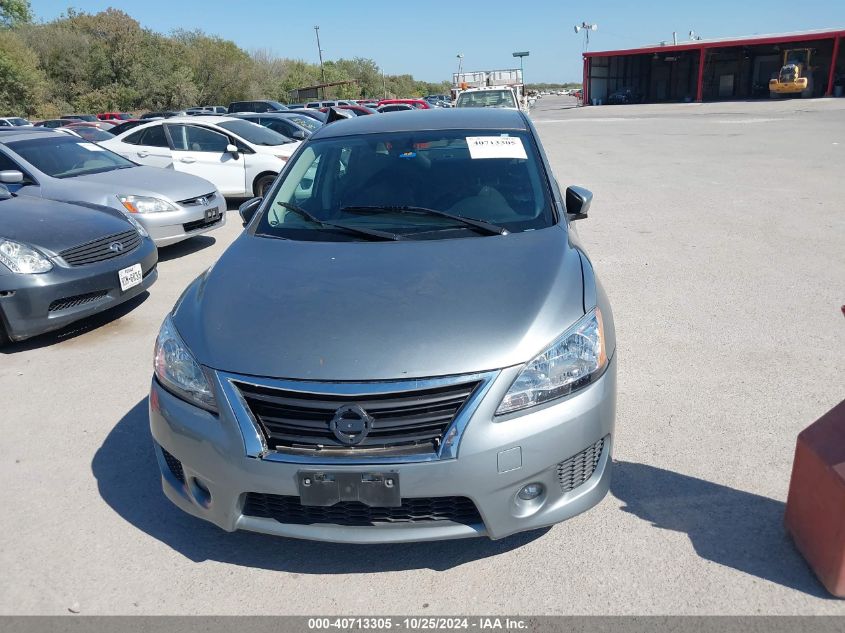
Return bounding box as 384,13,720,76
31,0,845,83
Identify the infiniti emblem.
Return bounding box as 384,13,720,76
329,404,373,446
108,241,124,253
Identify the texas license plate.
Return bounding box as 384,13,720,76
297,471,401,507
118,263,143,292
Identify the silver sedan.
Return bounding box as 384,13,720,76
0,129,226,247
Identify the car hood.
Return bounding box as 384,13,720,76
71,166,215,201
0,195,135,255
173,226,586,381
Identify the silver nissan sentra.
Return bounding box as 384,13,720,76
150,108,616,543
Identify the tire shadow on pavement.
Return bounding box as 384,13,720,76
611,461,830,598
92,399,549,573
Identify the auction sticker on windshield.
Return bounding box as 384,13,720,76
118,263,143,292
466,136,527,160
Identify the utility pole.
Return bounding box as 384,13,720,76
314,25,325,98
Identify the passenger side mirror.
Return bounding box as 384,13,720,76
0,170,24,184
565,186,593,220
239,197,262,226
292,130,307,141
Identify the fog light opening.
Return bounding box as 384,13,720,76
191,477,212,508
518,483,544,501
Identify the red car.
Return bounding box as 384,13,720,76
376,99,431,110
97,112,133,121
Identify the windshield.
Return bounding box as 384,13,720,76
456,90,517,108
785,50,809,65
287,115,321,132
7,136,135,178
256,128,554,242
217,120,289,146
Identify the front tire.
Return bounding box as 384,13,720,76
254,174,277,197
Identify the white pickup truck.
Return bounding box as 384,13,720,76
454,86,529,112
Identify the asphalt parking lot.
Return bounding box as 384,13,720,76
1,96,843,615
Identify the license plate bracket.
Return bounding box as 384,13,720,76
205,206,221,222
297,471,401,507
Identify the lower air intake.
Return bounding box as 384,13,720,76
557,437,606,493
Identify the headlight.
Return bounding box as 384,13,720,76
0,238,53,273
496,308,607,415
118,195,179,214
154,315,217,412
122,212,149,237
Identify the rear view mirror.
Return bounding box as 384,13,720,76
0,170,24,184
239,197,262,226
565,186,593,220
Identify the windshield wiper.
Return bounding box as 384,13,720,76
341,205,509,236
275,201,403,241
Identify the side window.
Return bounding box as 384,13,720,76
169,125,229,153
123,129,144,145
124,125,168,147
254,102,270,113
0,151,20,171
139,125,169,147
0,151,32,184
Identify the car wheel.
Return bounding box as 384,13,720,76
0,321,9,348
254,174,277,197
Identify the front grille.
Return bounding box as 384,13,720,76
178,191,216,206
556,437,606,493
161,447,185,484
60,230,141,266
183,215,223,233
243,493,482,526
48,290,108,312
236,379,481,456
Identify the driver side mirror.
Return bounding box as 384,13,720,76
565,186,593,220
0,170,24,184
239,197,262,226
226,143,240,157
292,130,307,141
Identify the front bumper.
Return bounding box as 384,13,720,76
150,356,616,543
769,78,808,94
130,193,227,248
0,238,157,341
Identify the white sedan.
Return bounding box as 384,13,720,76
99,116,301,198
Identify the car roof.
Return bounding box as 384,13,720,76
141,115,238,125
0,128,66,142
311,108,527,140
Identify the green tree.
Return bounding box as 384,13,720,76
0,0,32,26
0,29,45,115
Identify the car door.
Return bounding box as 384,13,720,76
166,123,245,196
113,124,173,167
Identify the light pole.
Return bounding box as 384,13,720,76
574,22,598,51
314,25,325,98
512,51,529,107
457,53,464,76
